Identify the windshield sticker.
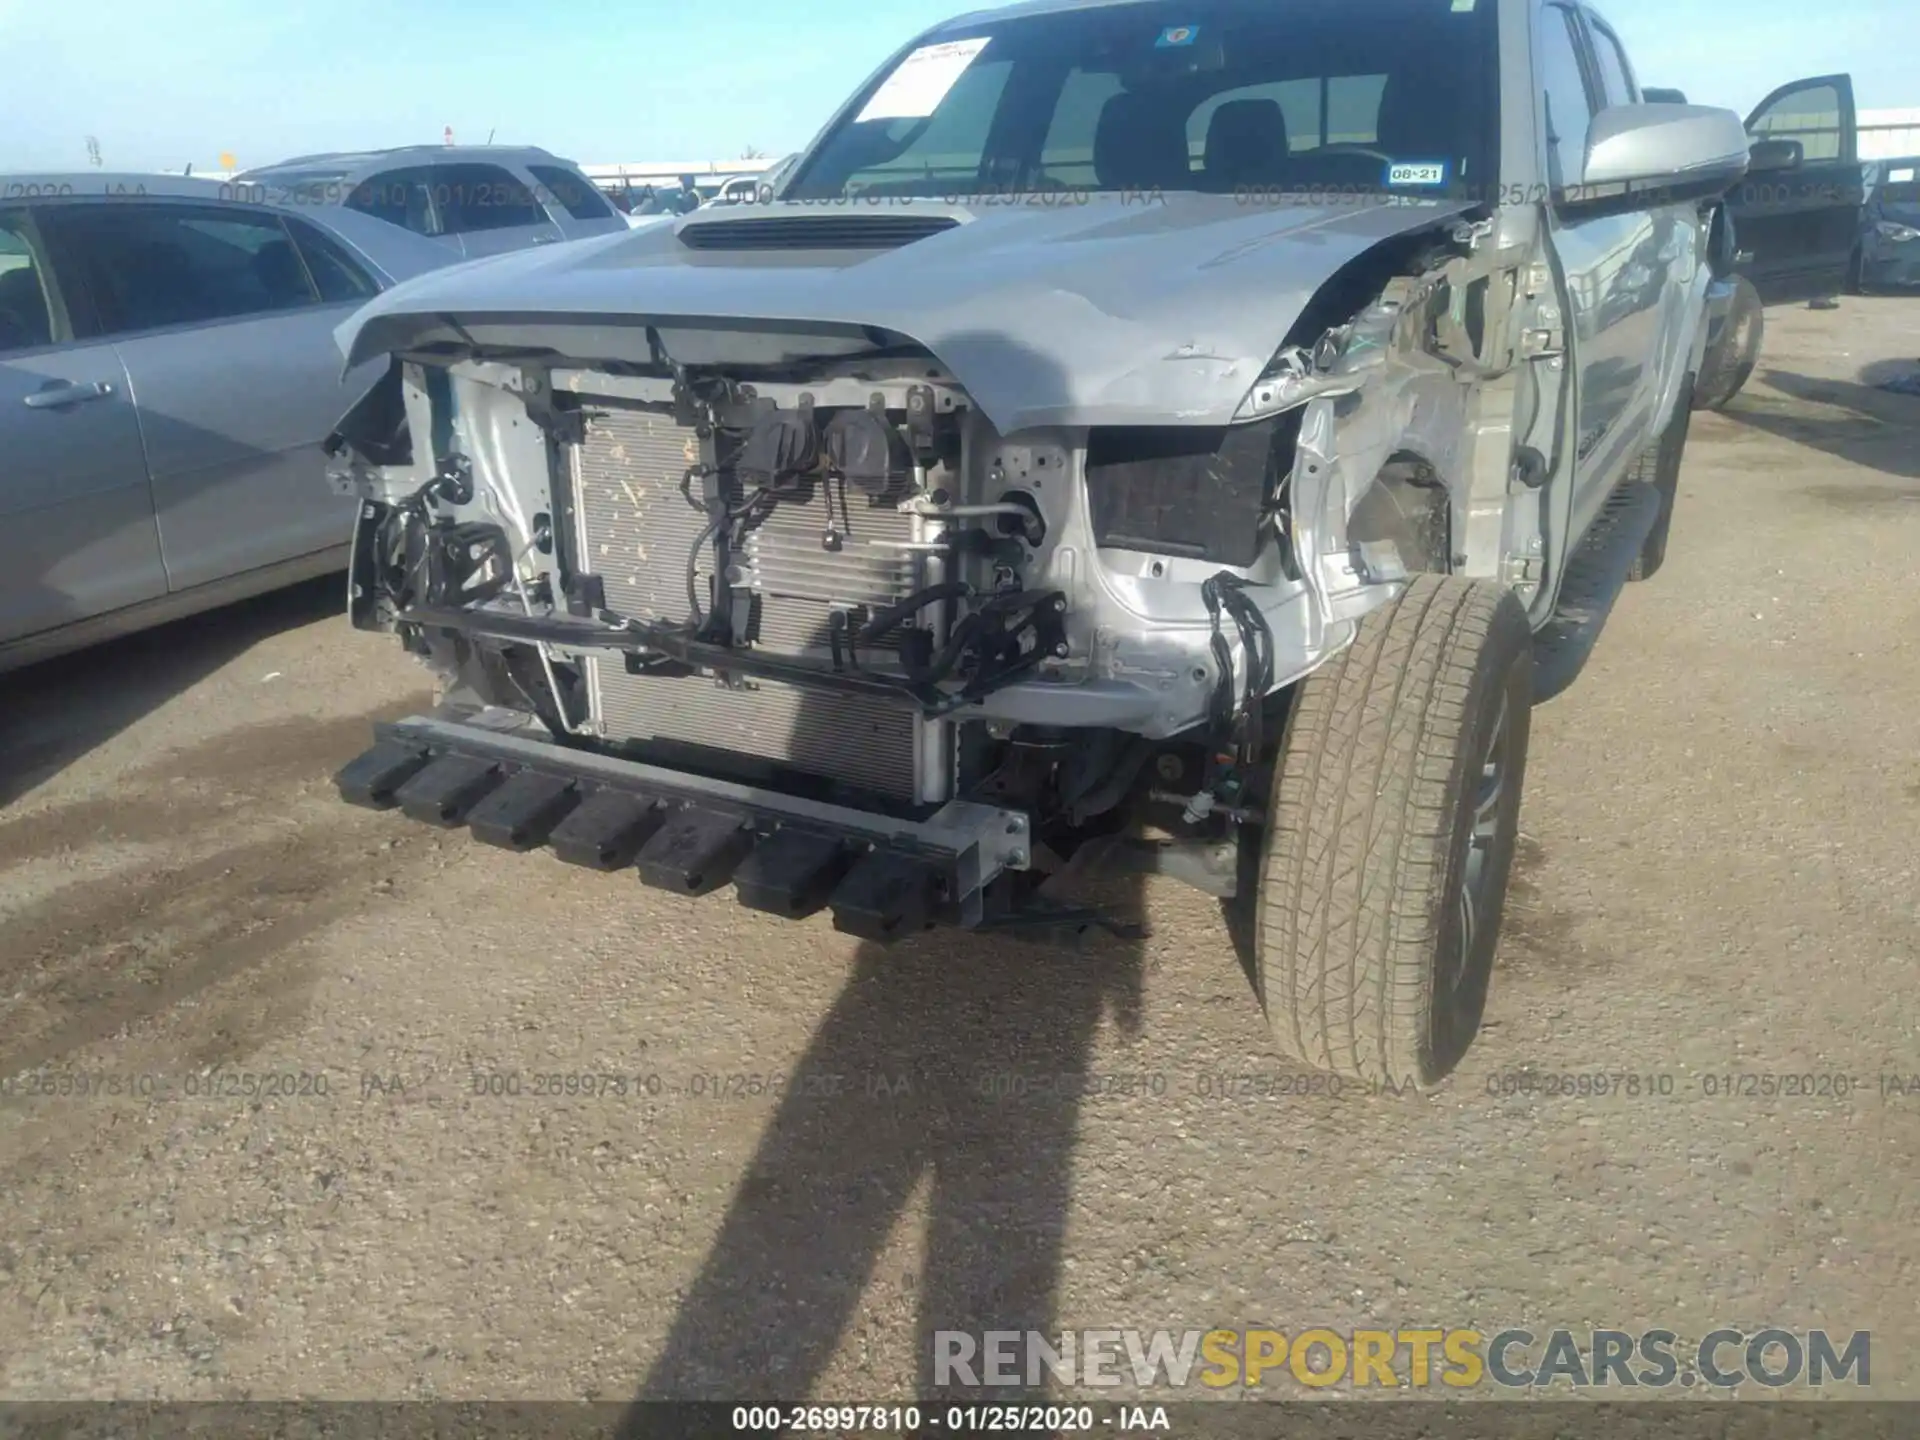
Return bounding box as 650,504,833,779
1156,25,1199,48
856,37,992,122
1387,161,1451,187
1893,167,1917,183
1451,0,1478,11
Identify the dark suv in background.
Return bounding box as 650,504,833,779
1854,157,1920,290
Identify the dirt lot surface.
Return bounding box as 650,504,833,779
3,300,1918,1405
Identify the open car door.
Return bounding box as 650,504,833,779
1725,74,1864,303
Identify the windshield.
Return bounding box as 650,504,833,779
785,0,1499,203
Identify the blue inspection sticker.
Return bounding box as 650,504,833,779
1156,25,1199,47
1385,160,1451,187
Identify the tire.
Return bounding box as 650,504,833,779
1253,576,1533,1090
1626,376,1695,583
1694,276,1763,411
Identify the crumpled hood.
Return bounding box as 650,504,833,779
336,194,1471,432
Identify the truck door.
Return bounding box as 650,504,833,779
1537,2,1664,549
1725,74,1864,303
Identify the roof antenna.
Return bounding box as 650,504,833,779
486,128,496,145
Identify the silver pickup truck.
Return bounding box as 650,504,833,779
324,0,1839,1089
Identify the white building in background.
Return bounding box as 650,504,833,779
1860,109,1920,160
579,159,774,185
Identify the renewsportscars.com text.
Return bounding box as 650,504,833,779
933,1327,1871,1390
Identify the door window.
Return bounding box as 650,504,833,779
347,166,440,235
42,203,320,337
1588,21,1637,106
1748,82,1846,162
0,211,57,354
432,163,548,233
1537,5,1597,188
527,164,615,221
286,216,379,303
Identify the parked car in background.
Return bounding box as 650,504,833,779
708,175,765,207
0,174,458,673
235,146,627,260
1853,156,1920,291
629,183,709,218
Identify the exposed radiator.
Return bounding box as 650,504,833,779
569,402,926,802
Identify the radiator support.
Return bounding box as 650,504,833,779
567,401,936,803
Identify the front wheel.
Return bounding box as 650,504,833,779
1253,576,1533,1090
1626,375,1695,583
1695,276,1763,411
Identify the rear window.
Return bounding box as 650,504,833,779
347,166,439,235
528,164,615,220
786,0,1500,202
1879,162,1920,204
433,163,547,232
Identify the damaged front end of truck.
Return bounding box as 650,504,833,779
323,191,1552,940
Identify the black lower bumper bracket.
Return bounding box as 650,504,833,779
830,850,936,942
395,754,505,827
333,714,1030,939
336,738,433,810
637,805,755,896
550,790,668,870
468,770,581,851
733,827,856,918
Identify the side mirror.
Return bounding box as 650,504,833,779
1748,138,1805,173
1641,87,1690,105
1568,103,1753,206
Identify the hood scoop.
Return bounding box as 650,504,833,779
677,212,962,253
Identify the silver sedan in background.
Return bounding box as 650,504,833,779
0,174,463,673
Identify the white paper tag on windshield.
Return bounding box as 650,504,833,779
1893,167,1917,183
856,37,991,122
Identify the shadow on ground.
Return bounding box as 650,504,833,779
625,877,1148,1408
0,573,343,811
1720,365,1920,483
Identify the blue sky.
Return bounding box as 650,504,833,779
0,0,1912,173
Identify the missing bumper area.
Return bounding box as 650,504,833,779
335,713,1032,936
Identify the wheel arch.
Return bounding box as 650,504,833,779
1347,450,1455,577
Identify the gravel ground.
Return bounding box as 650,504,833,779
2,298,1918,1404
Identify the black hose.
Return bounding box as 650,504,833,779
684,514,722,628
1202,572,1277,764
856,582,974,644
912,612,986,687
